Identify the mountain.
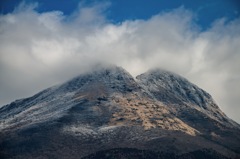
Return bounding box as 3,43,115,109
0,66,239,159
137,69,240,130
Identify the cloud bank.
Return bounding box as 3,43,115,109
0,3,240,122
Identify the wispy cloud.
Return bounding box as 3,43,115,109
0,3,240,122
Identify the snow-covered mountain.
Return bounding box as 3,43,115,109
137,69,240,130
0,66,239,159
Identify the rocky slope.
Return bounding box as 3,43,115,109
0,66,239,159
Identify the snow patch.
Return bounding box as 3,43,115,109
62,124,121,136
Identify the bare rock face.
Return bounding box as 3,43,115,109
0,66,239,159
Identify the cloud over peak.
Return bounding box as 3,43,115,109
0,3,240,123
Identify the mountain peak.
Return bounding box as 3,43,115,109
58,65,138,94
137,68,239,130
1,66,240,159
136,68,212,108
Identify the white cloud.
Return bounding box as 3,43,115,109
0,3,239,123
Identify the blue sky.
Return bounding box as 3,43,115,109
1,0,239,29
0,0,240,123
